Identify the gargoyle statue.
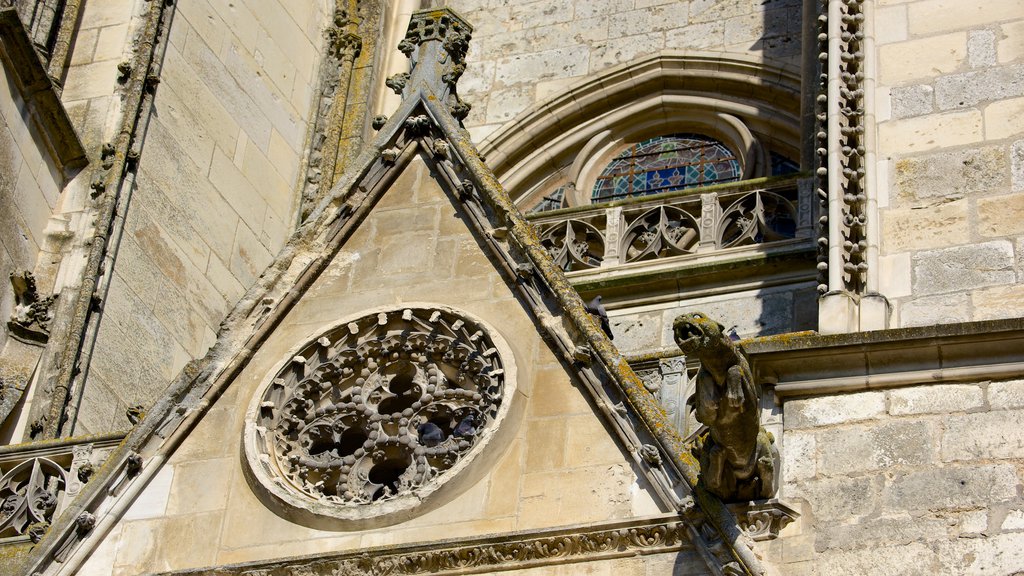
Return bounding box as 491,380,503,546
673,312,778,502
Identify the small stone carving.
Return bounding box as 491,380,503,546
8,272,56,344
403,115,432,137
27,521,48,543
247,307,509,520
639,444,662,467
381,147,401,164
53,512,96,563
371,115,388,130
125,452,143,477
385,72,410,95
673,312,777,502
76,463,95,483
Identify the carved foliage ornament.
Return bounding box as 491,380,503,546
245,307,513,523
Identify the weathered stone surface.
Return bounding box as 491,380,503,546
912,241,1016,295
892,145,1007,204
941,410,1024,462
880,109,984,155
1012,139,1024,192
610,311,663,356
935,532,1024,576
815,514,949,553
989,379,1024,410
659,290,795,345
968,29,997,68
898,292,971,327
812,542,941,576
978,192,1024,237
816,420,933,476
784,392,885,429
907,0,1023,36
882,464,1018,512
890,84,934,119
888,384,984,415
934,64,1024,111
971,284,1024,321
878,32,966,84
782,431,815,482
880,199,969,252
787,475,880,522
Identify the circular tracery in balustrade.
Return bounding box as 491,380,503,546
243,306,514,525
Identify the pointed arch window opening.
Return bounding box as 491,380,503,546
591,133,742,203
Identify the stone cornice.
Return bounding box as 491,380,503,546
625,318,1024,398
160,515,692,576
747,319,1024,397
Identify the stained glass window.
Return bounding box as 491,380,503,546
591,133,741,202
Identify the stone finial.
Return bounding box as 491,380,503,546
396,8,474,122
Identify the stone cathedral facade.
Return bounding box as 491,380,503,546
0,0,1022,574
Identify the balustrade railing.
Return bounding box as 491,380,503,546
525,176,813,273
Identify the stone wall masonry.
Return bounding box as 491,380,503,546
772,379,1024,575
449,0,803,142
875,0,1024,329
64,0,331,434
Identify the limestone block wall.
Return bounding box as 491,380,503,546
610,286,819,356
875,0,1024,327
69,0,331,433
0,57,64,350
770,379,1024,574
448,0,803,142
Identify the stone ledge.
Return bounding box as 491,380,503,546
0,8,86,177
746,318,1024,397
160,514,694,576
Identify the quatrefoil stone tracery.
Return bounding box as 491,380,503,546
245,306,511,523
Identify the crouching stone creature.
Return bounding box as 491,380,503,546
673,312,778,502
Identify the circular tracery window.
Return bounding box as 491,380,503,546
244,306,513,524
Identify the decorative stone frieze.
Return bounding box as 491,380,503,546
244,306,515,525
160,515,693,576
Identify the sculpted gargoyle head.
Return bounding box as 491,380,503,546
672,312,726,356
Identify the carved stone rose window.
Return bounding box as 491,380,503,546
244,306,514,524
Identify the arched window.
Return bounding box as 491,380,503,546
591,133,741,202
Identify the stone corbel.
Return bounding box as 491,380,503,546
728,499,800,541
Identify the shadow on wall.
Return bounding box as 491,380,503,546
757,0,804,63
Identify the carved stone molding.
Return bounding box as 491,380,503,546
161,515,693,576
728,499,799,541
814,0,870,295
244,306,516,526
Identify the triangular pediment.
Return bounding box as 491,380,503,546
22,9,764,576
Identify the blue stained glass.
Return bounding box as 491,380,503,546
592,133,741,201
